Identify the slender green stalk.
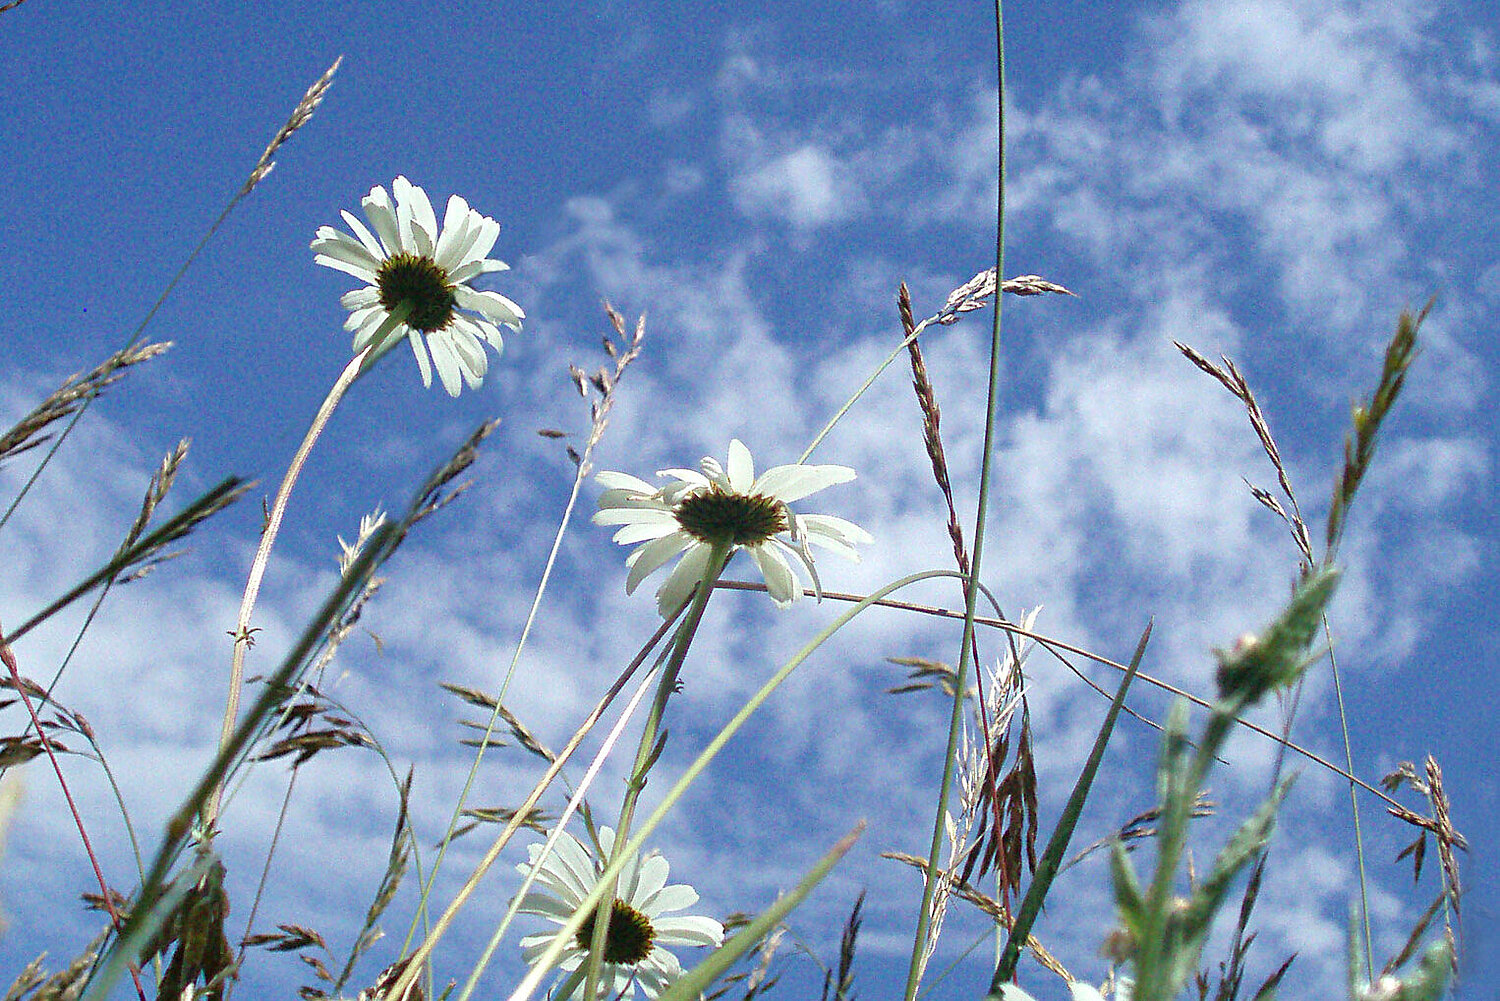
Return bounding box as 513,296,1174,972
903,3,1006,997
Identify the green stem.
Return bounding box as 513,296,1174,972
903,2,1005,997
585,542,732,1001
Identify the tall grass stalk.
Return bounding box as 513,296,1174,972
904,1,1007,997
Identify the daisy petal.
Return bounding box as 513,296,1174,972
753,462,856,503
626,533,696,595
750,543,800,606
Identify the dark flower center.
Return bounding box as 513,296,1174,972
377,252,457,332
674,488,787,547
576,898,655,966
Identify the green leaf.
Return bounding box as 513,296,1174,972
654,824,865,1001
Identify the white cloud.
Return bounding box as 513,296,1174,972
731,143,862,230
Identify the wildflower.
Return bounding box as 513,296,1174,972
593,438,871,616
515,828,724,1001
311,175,524,395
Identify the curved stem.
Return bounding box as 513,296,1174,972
206,342,377,827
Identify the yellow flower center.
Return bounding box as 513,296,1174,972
377,252,457,332
576,898,656,966
674,488,787,547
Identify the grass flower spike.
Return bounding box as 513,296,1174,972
516,828,724,1001
311,175,524,395
594,438,871,615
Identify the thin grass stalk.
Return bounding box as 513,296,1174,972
387,607,692,1001
455,662,668,1001
903,2,1006,996
209,342,378,826
504,569,958,1001
718,580,1406,808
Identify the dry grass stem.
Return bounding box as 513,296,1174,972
1384,756,1465,964
883,850,1071,982
241,56,343,196
559,302,645,476
0,341,170,470
896,278,1038,929
1173,340,1314,567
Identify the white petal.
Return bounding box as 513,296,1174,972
725,439,755,491
471,318,507,352
312,252,381,284
339,208,387,261
594,506,678,528
629,853,670,906
311,227,382,272
595,470,658,494
444,323,490,381
467,213,502,263
340,286,381,310
456,286,525,327
656,468,710,490
656,542,713,616
407,330,434,388
403,178,439,256
425,329,465,396
434,194,472,267
1068,983,1109,1001
626,534,695,594
801,513,873,549
611,522,680,546
751,543,800,606
361,184,400,256
652,914,724,947
752,463,855,503
639,881,697,916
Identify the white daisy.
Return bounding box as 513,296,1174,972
515,827,724,1001
311,175,524,396
593,438,872,616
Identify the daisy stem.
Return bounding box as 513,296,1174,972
589,541,731,1000
205,332,388,828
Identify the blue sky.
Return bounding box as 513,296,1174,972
1,1,1496,998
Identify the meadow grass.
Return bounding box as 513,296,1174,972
0,5,1466,1001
